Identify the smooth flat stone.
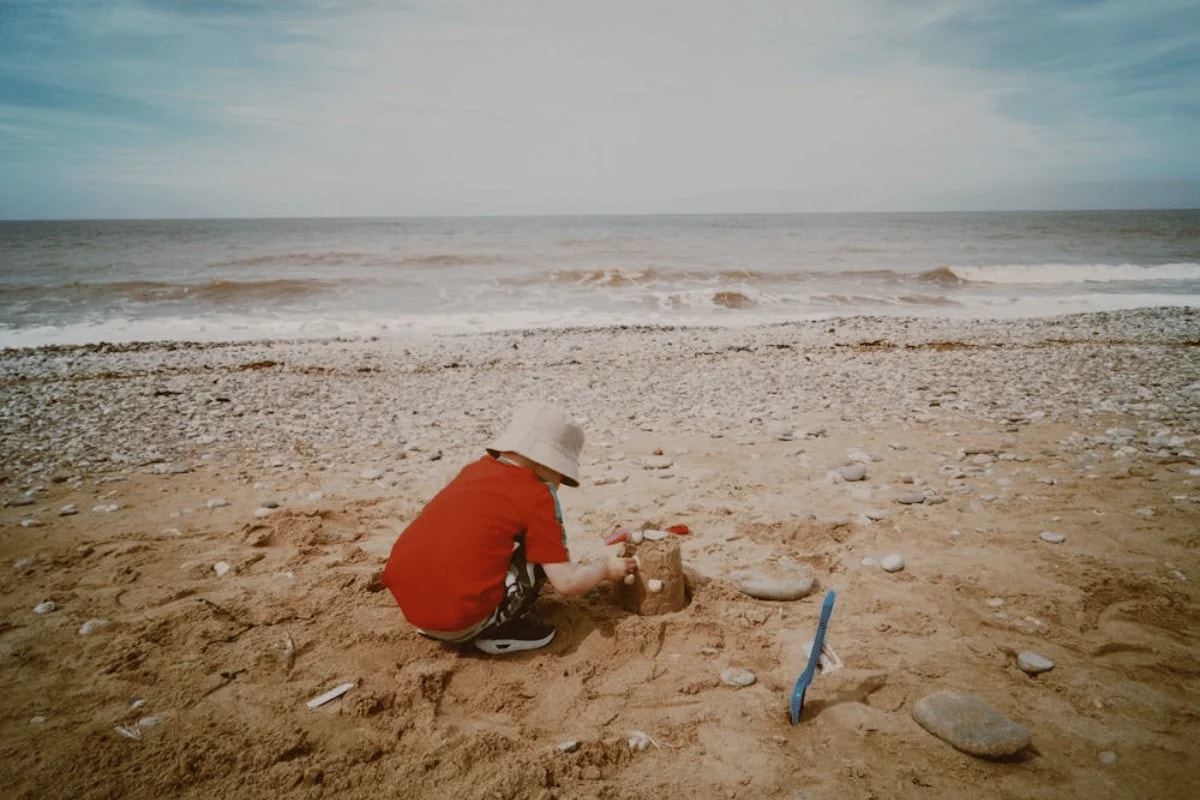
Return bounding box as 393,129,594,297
720,667,757,687
912,690,1031,758
1017,652,1055,674
1039,532,1065,544
897,492,927,505
731,562,815,600
839,463,868,482
880,553,905,572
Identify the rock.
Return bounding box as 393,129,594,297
206,498,229,509
1098,750,1118,764
720,667,756,687
642,528,668,541
253,507,272,518
731,561,815,600
33,601,57,614
92,503,121,513
1039,531,1065,544
839,463,868,482
912,690,1031,758
897,492,926,505
214,561,231,577
641,455,673,470
880,553,905,573
58,504,78,516
1017,652,1054,675
557,740,580,753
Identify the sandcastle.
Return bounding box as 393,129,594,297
613,534,688,615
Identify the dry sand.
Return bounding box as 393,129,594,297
2,308,1199,799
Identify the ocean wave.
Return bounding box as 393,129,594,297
213,252,371,268
4,278,340,304
507,267,769,288
951,262,1200,285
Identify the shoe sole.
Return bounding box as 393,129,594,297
474,629,556,655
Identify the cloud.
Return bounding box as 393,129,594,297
0,0,1196,218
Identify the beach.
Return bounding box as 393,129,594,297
2,307,1199,799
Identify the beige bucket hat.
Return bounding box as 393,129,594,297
487,401,584,487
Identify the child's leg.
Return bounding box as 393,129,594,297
492,535,546,625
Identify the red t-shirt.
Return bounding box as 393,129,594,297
381,456,570,632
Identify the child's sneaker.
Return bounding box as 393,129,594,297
473,616,555,654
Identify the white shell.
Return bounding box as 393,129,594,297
647,579,664,593
642,529,668,541
627,730,657,752
213,561,231,577
307,681,355,709
79,618,109,635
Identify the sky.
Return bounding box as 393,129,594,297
0,0,1198,219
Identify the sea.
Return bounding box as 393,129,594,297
1,210,1198,348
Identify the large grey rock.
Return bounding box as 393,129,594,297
912,690,1031,758
731,561,815,600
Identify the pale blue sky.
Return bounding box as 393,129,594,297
1,0,1197,219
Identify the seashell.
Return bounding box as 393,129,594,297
642,529,668,541
307,681,354,709
114,724,141,740
647,579,663,593
79,618,109,635
213,561,230,577
281,633,296,672
627,730,658,752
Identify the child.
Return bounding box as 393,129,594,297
381,401,637,654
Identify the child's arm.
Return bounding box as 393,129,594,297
543,556,637,596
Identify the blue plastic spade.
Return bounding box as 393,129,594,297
789,589,836,725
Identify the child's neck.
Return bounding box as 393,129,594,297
496,452,561,487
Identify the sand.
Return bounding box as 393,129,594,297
2,308,1199,799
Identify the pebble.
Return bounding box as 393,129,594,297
92,503,121,513
720,667,757,687
58,504,78,516
206,498,229,509
1039,531,1066,544
912,689,1031,758
1017,652,1055,675
214,561,231,577
557,740,580,753
642,529,668,541
880,553,905,573
260,499,280,509
730,562,815,600
33,601,57,614
78,619,109,635
647,579,664,593
839,463,868,482
640,455,673,470
253,507,273,518
897,492,927,505
20,519,41,528
1098,750,1118,764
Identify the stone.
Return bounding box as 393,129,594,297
897,492,926,505
641,455,673,470
880,553,905,573
214,561,231,577
33,601,56,614
731,560,815,600
1017,652,1054,675
720,667,756,687
839,463,868,482
912,690,1031,758
79,618,109,635
206,498,229,509
58,504,78,516
614,538,687,615
1039,531,1065,544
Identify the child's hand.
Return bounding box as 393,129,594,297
606,556,637,582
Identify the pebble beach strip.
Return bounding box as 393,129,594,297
2,308,1198,485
